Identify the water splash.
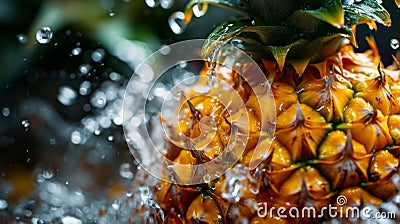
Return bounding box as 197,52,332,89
221,164,260,203
36,27,53,44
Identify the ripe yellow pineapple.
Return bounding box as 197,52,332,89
138,0,400,223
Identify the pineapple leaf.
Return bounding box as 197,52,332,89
268,41,302,71
202,19,251,57
303,0,344,28
343,0,391,27
396,0,400,7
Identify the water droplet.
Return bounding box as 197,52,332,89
168,11,187,35
206,73,216,87
79,64,92,75
178,60,187,68
119,163,134,179
58,86,77,106
71,130,84,145
61,216,82,224
161,0,174,9
2,107,10,117
126,191,133,197
71,47,82,56
390,38,399,50
107,135,114,141
159,45,171,55
36,27,53,44
145,0,160,8
79,81,92,96
0,199,8,209
91,91,107,108
21,119,31,130
193,4,208,18
91,48,106,62
112,203,119,210
355,0,363,2
16,34,27,44
109,10,115,16
65,180,69,185
42,170,54,179
109,72,121,81
203,174,211,183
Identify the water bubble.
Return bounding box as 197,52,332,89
0,199,8,209
390,38,399,50
203,174,211,183
61,216,82,224
168,11,187,35
178,60,187,68
71,130,84,145
42,170,54,179
206,74,216,87
58,86,77,106
91,48,106,62
2,107,10,117
49,138,56,145
71,47,82,56
159,45,171,55
21,119,31,130
193,4,208,17
111,202,119,210
91,91,107,108
160,0,174,9
16,34,27,44
79,81,92,96
145,0,160,8
79,64,92,75
107,135,114,141
109,72,121,81
36,27,53,44
119,163,134,179
126,191,133,197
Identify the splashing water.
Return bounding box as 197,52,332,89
36,27,53,44
221,164,260,203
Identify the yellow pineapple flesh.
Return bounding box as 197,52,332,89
135,0,400,223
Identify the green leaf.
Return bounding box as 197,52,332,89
303,0,344,28
267,40,304,70
343,0,391,27
202,19,251,58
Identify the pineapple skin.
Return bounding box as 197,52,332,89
150,43,400,223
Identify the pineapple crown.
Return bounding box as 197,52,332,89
179,0,397,71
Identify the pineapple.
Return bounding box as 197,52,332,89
141,0,400,223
